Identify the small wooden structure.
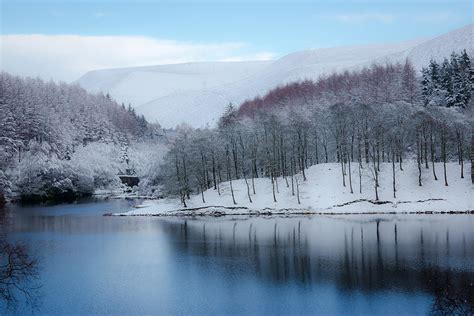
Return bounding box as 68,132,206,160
118,175,140,187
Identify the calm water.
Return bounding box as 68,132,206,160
1,199,473,315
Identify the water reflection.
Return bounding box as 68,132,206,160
0,207,41,311
3,201,474,315
161,216,474,314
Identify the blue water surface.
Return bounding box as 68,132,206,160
1,199,473,315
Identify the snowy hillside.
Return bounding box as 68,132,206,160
77,24,473,128
380,24,474,69
77,61,271,116
117,162,473,216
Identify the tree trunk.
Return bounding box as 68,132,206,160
244,176,252,203
423,127,429,169
291,173,295,196
232,140,239,179
376,139,381,172
182,154,190,200
441,131,448,186
275,170,279,193
314,133,319,164
392,148,396,199
398,139,403,171
239,135,253,203
347,150,353,194
471,131,474,184
457,130,464,179
372,147,379,201
296,176,301,205
417,134,422,187
251,176,255,195
299,131,307,181
181,191,187,208
430,128,438,181
200,186,205,203
358,157,362,194
323,140,328,163
340,144,346,187
271,173,277,203
217,164,222,196
211,151,217,189
226,147,237,204
175,152,186,207
365,119,369,163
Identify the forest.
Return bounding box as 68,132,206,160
0,51,472,205
0,72,165,203
159,51,473,206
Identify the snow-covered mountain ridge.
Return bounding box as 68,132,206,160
77,24,473,128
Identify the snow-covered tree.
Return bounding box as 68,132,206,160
0,72,161,201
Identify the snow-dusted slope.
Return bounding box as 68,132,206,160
405,24,473,65
116,162,473,216
77,61,272,110
373,24,474,68
77,24,473,128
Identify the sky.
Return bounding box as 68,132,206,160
1,0,472,82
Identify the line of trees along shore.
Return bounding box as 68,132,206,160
161,53,473,206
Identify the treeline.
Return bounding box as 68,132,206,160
160,58,472,206
238,59,418,117
0,72,161,202
1,72,150,153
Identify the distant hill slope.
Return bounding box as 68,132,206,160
77,61,272,114
77,24,473,128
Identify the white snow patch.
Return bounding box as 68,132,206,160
115,162,473,216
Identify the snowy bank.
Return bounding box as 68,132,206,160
114,162,473,216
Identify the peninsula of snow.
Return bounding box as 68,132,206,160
115,162,473,217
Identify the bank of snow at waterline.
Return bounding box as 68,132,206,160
116,162,473,216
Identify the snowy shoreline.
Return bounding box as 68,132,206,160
110,206,474,218
113,162,473,217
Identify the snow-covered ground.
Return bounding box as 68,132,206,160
78,24,473,128
115,162,473,216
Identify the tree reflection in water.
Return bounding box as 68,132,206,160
162,216,474,315
0,207,41,312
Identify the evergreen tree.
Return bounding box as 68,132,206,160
422,59,442,106
458,50,471,108
421,67,431,106
218,103,238,128
440,57,454,107
422,51,471,108
450,52,465,108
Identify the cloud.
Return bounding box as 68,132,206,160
0,34,275,82
321,13,396,24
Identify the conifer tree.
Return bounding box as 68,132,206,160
458,50,471,108
440,58,454,107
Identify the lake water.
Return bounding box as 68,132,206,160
1,199,473,315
